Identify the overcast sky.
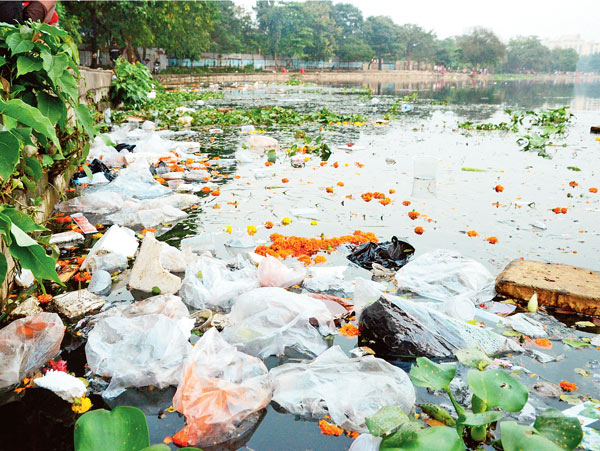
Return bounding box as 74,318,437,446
232,0,599,42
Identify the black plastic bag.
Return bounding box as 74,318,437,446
347,236,414,270
115,143,136,152
73,158,115,182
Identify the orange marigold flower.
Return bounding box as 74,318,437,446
414,226,424,235
265,161,273,167
361,193,373,202
265,221,274,229
379,198,391,206
298,255,312,266
495,185,504,192
338,324,359,337
36,294,53,304
337,182,344,187
389,189,396,194
560,207,567,214
313,255,327,264
552,207,562,214
408,211,420,220
590,187,598,193
373,192,385,199
73,272,92,283
319,419,344,436
559,381,578,392
467,230,479,237
534,338,552,349
486,236,499,244
326,187,334,193
320,162,327,167
402,200,411,206
211,189,220,196
140,228,156,235
569,181,578,187
355,162,364,168
333,162,339,168
201,186,211,193
55,215,72,223
282,178,289,183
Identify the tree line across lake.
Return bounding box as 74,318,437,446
58,0,582,73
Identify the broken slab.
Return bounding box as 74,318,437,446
49,231,84,246
10,297,42,317
53,289,105,319
496,260,600,316
129,233,181,295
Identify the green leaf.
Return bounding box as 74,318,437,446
74,406,150,451
139,446,170,451
566,166,580,172
382,426,465,451
562,339,590,348
410,357,456,391
9,238,61,284
23,157,43,183
98,134,116,147
6,32,34,55
380,422,422,449
41,51,69,86
41,154,54,167
502,330,522,337
419,404,456,427
455,348,491,370
0,130,21,179
10,223,37,247
0,254,7,285
37,91,67,129
0,55,6,67
1,207,46,232
501,422,563,451
459,411,504,426
0,99,60,151
467,369,529,412
559,394,581,405
366,406,410,437
73,103,96,139
16,55,42,77
82,164,93,181
0,213,13,245
533,409,583,450
58,70,79,102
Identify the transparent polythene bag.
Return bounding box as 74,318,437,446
257,255,306,289
171,328,271,447
222,287,335,359
85,314,191,398
269,346,416,432
395,249,495,304
0,313,65,390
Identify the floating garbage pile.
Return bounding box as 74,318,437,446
2,84,600,451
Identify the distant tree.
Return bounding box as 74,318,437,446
209,1,258,54
302,1,337,61
337,35,374,62
457,28,506,69
433,38,462,68
577,53,600,73
362,16,400,62
332,3,363,37
550,48,579,72
505,36,551,73
397,24,436,64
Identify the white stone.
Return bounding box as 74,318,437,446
88,270,112,296
53,290,105,319
49,231,84,246
129,233,181,294
15,269,34,288
34,370,86,402
10,297,41,317
248,135,279,152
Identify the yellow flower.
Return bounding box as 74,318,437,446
282,217,291,225
225,226,232,234
72,396,92,414
247,225,257,235
310,220,318,226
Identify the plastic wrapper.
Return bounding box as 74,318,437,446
34,370,87,402
73,158,115,182
94,160,170,200
172,328,271,447
81,225,138,271
56,191,124,215
86,314,192,398
394,249,495,304
222,287,335,358
257,255,306,288
358,295,521,360
349,434,382,451
303,266,348,292
352,277,385,318
347,236,415,270
0,313,65,389
180,256,259,311
269,346,416,432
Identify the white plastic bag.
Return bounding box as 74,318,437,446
180,256,259,311
171,328,271,447
269,346,416,432
86,314,191,398
395,249,495,304
34,370,87,402
303,266,348,292
352,277,385,318
0,313,65,389
257,256,306,288
222,287,335,358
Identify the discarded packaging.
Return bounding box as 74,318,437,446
257,255,306,288
248,135,279,152
49,231,84,246
88,270,112,297
129,233,181,295
0,313,65,389
172,329,271,447
352,277,385,318
34,370,86,402
53,290,105,319
81,225,138,271
71,214,98,234
270,346,416,432
347,236,415,270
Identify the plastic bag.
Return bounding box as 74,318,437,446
347,236,415,270
394,249,495,304
358,295,521,360
86,314,192,398
73,158,115,182
94,160,169,200
0,313,65,389
352,277,385,319
81,225,138,271
257,256,306,288
269,346,416,432
303,266,348,292
222,287,335,358
34,370,86,402
56,191,124,215
171,328,271,447
180,256,259,311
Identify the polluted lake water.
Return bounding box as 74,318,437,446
2,78,600,451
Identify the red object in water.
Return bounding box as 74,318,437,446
300,68,305,75
281,68,287,74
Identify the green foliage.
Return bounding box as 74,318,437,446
409,357,456,391
366,406,410,437
467,369,528,412
456,27,506,68
381,426,465,451
111,58,155,108
74,406,203,451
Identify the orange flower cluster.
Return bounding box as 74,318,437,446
534,338,552,349
590,187,598,193
402,200,411,206
486,236,499,244
339,324,359,337
265,221,274,229
361,192,385,202
54,214,72,223
333,162,339,168
319,419,344,436
495,185,504,192
379,198,391,206
408,211,420,220
467,230,479,237
255,231,378,261
552,207,568,214
314,255,327,264
73,272,92,282
414,226,424,235
560,381,578,392
326,187,334,193
569,181,578,187
36,294,53,304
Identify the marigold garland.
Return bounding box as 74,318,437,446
319,419,344,436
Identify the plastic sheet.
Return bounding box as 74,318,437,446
269,346,416,432
257,256,306,288
172,328,271,447
347,236,415,270
0,313,65,389
359,295,521,360
94,160,170,200
81,225,138,271
222,287,335,358
86,314,192,398
34,370,86,402
303,266,348,292
352,277,385,319
57,191,124,215
395,249,495,304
